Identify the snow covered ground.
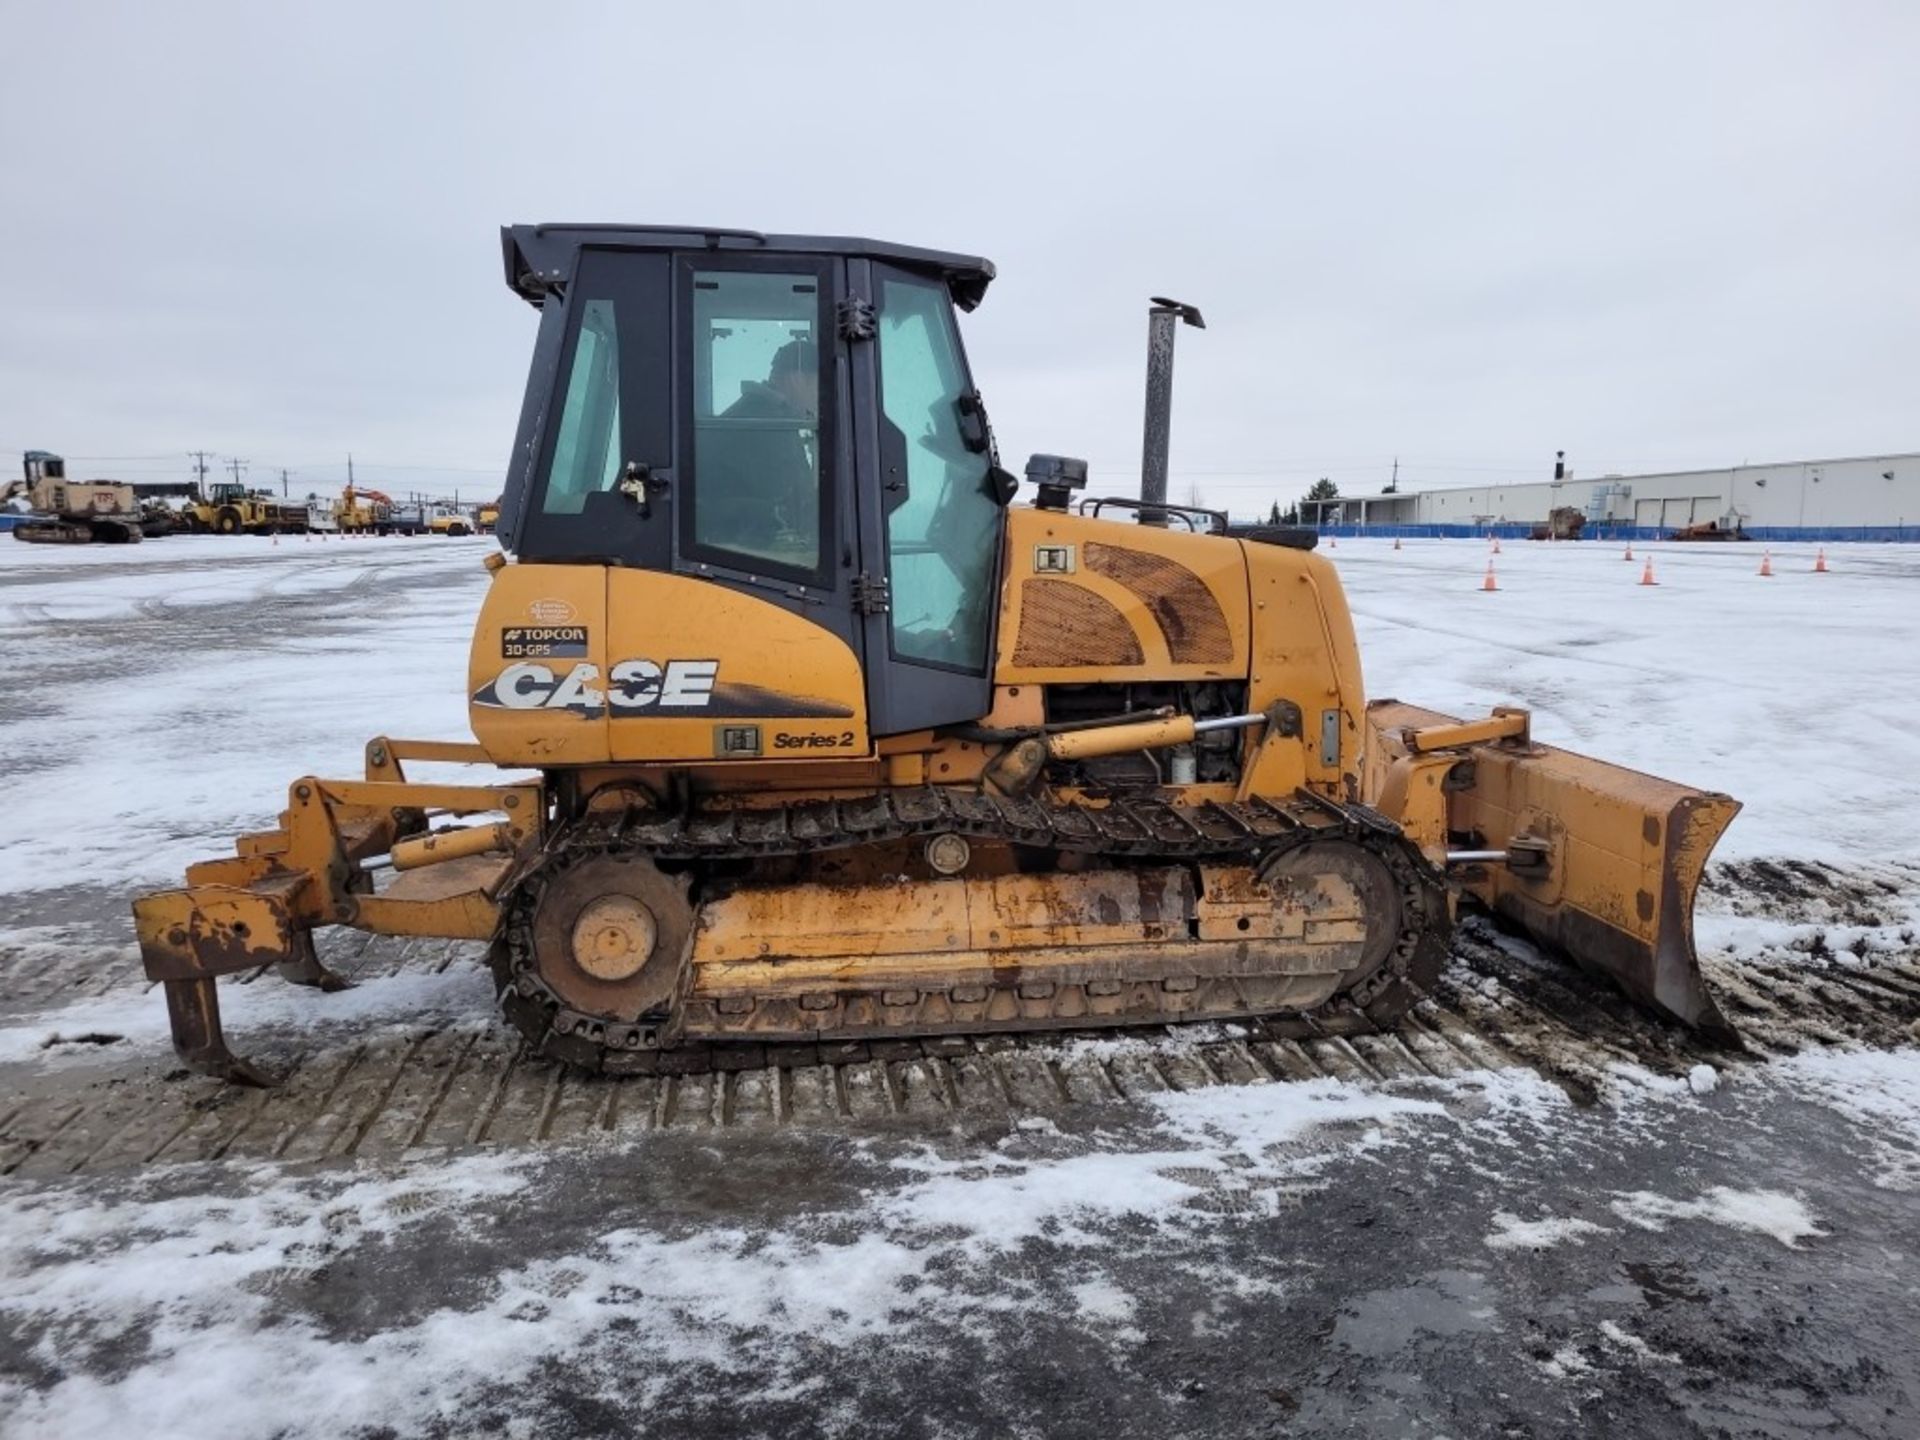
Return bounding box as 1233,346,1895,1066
3,1049,1917,1437
0,533,485,897
1331,536,1920,866
2,532,1918,1437
3,532,1916,895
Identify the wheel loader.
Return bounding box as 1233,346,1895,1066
132,223,1740,1083
184,480,310,534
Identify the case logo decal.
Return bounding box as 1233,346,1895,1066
472,659,857,720
476,659,718,714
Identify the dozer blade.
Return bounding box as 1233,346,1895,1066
1370,702,1741,1042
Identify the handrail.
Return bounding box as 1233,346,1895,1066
1077,495,1230,535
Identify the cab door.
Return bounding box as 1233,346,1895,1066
510,247,675,570
849,260,1003,735
668,254,861,657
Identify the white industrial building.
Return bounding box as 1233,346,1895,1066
1302,451,1920,540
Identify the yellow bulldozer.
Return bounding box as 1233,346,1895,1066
132,224,1739,1083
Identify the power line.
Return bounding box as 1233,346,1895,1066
58,453,185,462
281,459,505,475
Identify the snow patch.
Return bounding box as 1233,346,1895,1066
1483,1211,1608,1251
1145,1074,1452,1162
880,1146,1210,1248
1537,1344,1591,1379
1599,1319,1678,1363
1770,1045,1920,1189
1069,1277,1139,1327
1610,1186,1826,1248
1687,1063,1720,1096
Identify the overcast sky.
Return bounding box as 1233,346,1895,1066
4,1,1917,511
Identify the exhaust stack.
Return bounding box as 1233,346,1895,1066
1140,296,1205,524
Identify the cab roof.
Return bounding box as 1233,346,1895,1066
501,223,996,312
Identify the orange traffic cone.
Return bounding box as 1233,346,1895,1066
1758,550,1773,577
1491,536,1502,554
1328,536,1337,548
1814,547,1829,573
1481,560,1498,592
1639,557,1658,586
271,531,279,548
1623,542,1634,561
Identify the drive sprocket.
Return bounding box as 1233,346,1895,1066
491,851,695,1072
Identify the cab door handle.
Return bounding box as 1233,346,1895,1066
619,461,671,519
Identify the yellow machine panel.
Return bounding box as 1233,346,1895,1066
604,568,868,763
469,565,869,767
1240,541,1367,798
995,508,1249,683
468,564,612,765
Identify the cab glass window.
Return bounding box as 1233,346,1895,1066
686,269,825,580
878,278,997,670
541,299,621,515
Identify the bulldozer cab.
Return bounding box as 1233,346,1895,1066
497,224,1012,735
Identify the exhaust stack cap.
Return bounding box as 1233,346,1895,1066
1150,297,1206,329
1027,453,1089,512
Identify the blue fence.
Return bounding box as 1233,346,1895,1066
1304,522,1920,543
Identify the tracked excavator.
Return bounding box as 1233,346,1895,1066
132,224,1740,1082
7,451,144,544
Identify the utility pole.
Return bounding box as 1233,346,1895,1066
279,467,291,497
226,457,249,489
188,450,212,499
347,454,355,487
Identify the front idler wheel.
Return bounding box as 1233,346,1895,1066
1261,834,1448,1025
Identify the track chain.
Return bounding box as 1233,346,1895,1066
492,786,1452,1074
